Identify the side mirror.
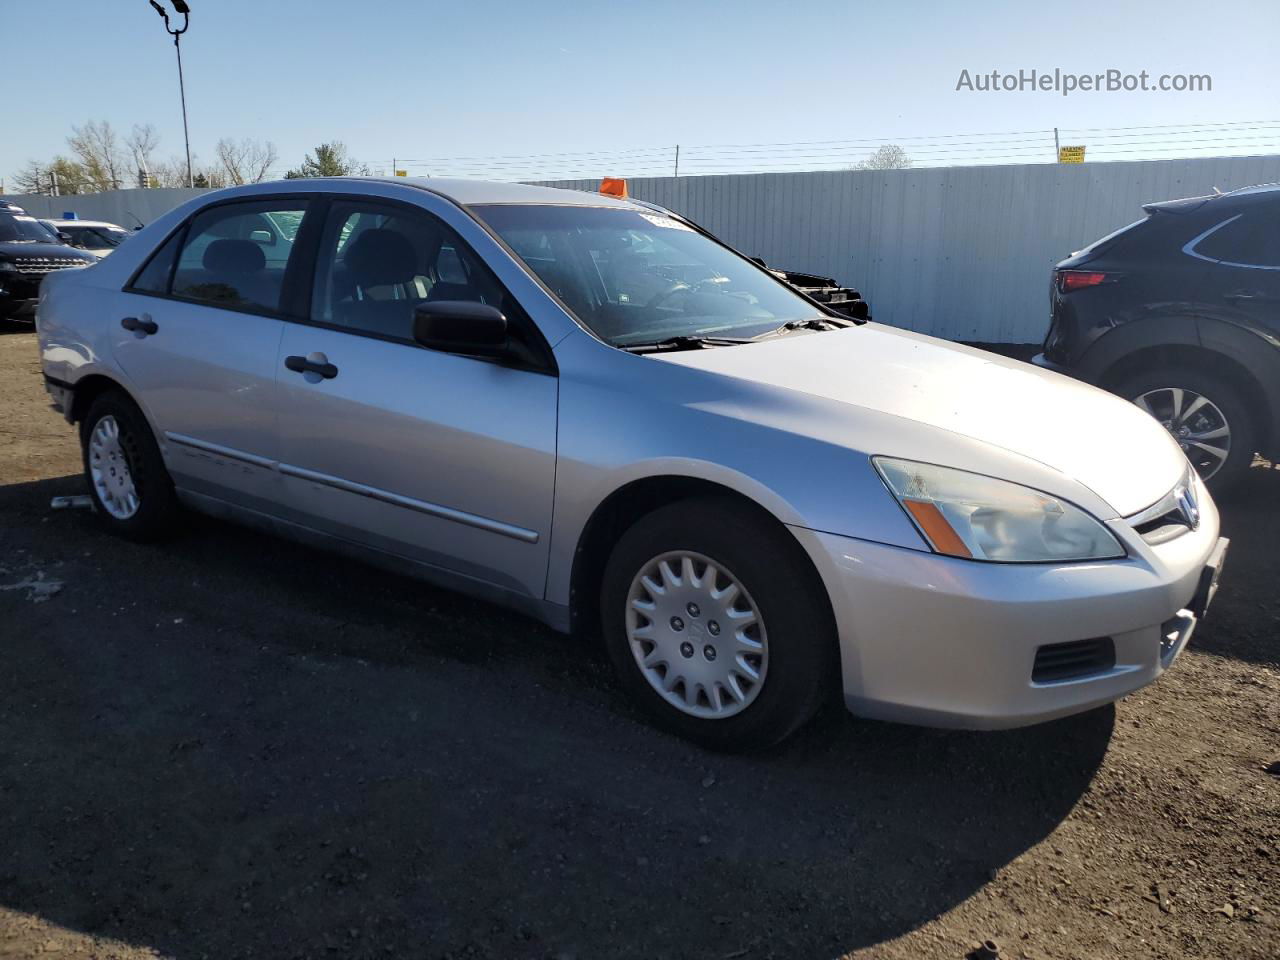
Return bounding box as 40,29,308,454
413,301,508,358
248,228,276,246
57,231,73,243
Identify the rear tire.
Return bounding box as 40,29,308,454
79,391,181,541
600,497,837,751
1113,366,1258,494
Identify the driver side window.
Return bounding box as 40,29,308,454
311,200,512,342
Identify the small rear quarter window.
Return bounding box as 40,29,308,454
130,228,184,294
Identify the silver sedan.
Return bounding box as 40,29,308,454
36,177,1228,749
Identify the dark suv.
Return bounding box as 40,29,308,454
1035,184,1280,491
0,200,97,321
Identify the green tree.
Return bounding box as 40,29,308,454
285,141,367,178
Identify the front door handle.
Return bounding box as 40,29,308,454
284,354,339,379
121,315,158,335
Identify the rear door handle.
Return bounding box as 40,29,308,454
284,354,339,379
121,316,158,335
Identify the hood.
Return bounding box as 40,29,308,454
654,323,1185,517
0,240,97,262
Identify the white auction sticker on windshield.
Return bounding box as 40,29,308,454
637,213,693,232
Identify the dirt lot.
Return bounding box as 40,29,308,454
1,325,1277,960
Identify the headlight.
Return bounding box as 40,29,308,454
0,261,16,272
873,457,1125,563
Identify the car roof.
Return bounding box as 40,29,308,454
1222,182,1280,199
44,219,124,228
201,176,644,210
369,176,641,209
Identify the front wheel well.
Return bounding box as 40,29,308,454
568,476,834,642
68,374,135,425
1098,344,1272,449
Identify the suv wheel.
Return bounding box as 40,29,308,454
80,391,181,540
1115,366,1257,492
600,497,836,751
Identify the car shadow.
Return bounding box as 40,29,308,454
0,473,1116,957
1193,459,1280,668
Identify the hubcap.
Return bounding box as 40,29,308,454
625,551,767,719
1133,387,1231,480
88,415,140,520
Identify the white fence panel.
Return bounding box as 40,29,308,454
543,155,1280,342
9,155,1280,343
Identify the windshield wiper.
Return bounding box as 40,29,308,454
618,334,757,354
768,316,856,336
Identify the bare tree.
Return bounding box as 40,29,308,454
11,160,51,194
215,137,279,185
854,144,913,171
67,120,128,190
11,157,90,195
126,124,162,185
147,153,224,189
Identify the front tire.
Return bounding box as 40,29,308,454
79,391,181,541
600,497,837,751
1114,366,1258,493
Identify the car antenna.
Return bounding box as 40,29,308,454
124,210,145,229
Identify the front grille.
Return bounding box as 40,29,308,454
11,257,90,275
1126,467,1200,545
1132,514,1191,545
1032,637,1116,684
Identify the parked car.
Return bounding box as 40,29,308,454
0,200,97,320
36,178,1227,750
39,218,132,257
1035,183,1280,491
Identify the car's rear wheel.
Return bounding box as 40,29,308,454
600,497,836,751
1115,366,1257,493
79,391,181,540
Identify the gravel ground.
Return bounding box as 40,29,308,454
1,325,1277,960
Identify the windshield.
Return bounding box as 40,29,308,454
63,226,129,248
473,204,825,346
0,214,60,243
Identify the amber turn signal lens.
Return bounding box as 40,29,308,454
902,499,973,558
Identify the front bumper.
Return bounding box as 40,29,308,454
791,491,1224,729
1,275,42,318
0,294,38,318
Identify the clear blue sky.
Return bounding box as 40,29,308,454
4,0,1279,185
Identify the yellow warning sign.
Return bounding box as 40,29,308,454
1058,145,1086,164
395,169,408,177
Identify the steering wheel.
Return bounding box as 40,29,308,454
644,280,694,311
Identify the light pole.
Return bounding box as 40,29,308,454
149,0,193,188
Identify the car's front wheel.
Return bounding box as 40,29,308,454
600,497,837,751
1115,366,1257,493
80,390,181,540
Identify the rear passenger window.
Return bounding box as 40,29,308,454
170,200,309,312
1195,212,1280,268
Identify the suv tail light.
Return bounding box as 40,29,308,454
1056,270,1110,293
